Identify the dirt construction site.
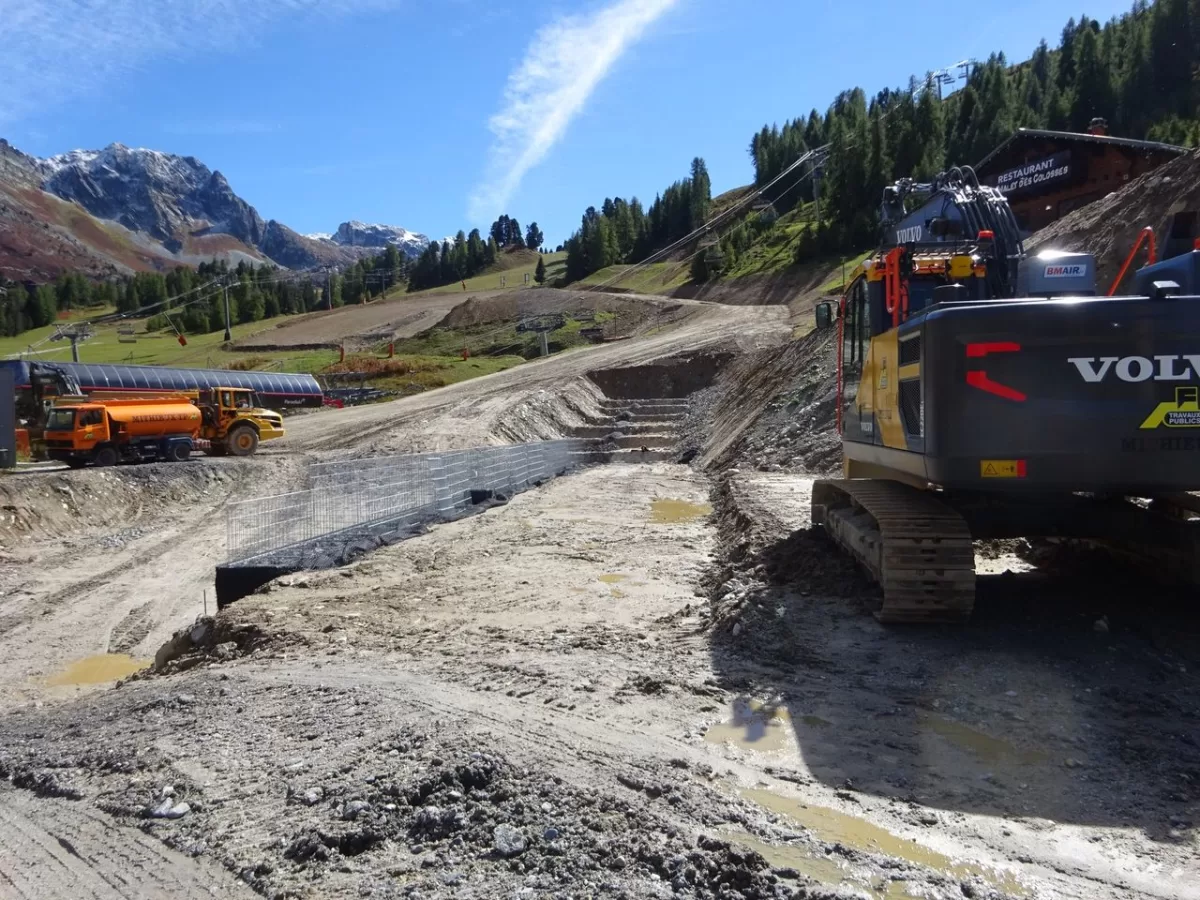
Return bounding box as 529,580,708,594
3,158,1200,900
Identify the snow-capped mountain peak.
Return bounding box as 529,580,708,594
329,221,432,258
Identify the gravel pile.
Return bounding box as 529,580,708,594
677,329,840,476
0,682,852,900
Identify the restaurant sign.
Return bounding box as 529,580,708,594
993,151,1071,196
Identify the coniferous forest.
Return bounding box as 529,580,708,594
565,0,1200,281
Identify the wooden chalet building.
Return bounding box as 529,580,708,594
975,119,1187,234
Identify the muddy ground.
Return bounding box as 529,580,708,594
4,463,1197,899
1,288,1198,900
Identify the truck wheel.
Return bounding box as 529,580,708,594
93,447,118,468
226,427,259,457
168,443,191,462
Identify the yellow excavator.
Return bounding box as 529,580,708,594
812,166,1200,622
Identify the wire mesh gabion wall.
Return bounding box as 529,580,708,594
226,439,594,568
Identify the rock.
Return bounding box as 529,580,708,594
189,623,209,645
493,823,527,857
543,827,560,841
161,785,175,798
148,799,190,819
414,806,443,829
342,800,370,820
302,788,323,806
1094,616,1110,633
731,622,742,637
616,773,645,792
1064,757,1083,769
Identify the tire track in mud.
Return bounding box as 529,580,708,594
107,602,154,656
0,491,228,637
0,786,255,899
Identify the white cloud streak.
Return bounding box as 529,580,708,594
467,0,680,224
0,0,403,127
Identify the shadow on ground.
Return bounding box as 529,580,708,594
708,528,1200,839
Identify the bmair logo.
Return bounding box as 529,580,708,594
1044,264,1086,278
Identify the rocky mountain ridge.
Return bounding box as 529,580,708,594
0,139,432,280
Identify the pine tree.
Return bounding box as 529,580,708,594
534,255,546,284
804,110,824,151
613,201,635,260
1057,17,1080,90
120,279,139,314
866,103,891,205
440,240,455,284
1149,0,1193,117
466,229,484,273
586,217,615,272
914,78,945,178
26,285,57,327
485,236,498,266
1070,25,1116,129
383,245,402,291
490,216,509,247
689,157,712,229
453,230,468,278
525,222,544,250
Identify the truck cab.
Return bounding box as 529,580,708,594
44,404,106,454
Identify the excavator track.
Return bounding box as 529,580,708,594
811,479,976,623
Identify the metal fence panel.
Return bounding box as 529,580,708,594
227,438,592,566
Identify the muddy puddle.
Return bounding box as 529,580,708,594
649,498,712,524
739,786,1026,896
47,653,149,686
920,712,1048,766
716,826,918,899
705,697,793,755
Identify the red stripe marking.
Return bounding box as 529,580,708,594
966,371,1027,402
966,341,1021,358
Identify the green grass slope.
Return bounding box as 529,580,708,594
406,250,566,297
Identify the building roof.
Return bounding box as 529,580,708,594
976,127,1188,172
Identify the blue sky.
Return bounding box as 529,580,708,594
3,0,1133,247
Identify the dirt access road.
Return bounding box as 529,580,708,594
234,290,471,351
3,463,1198,899
278,293,788,455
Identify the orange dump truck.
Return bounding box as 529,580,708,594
43,396,202,467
